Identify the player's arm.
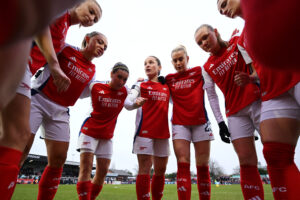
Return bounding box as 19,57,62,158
124,83,147,110
34,27,71,92
203,69,231,143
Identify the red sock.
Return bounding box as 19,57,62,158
151,175,165,200
263,142,300,200
136,174,150,200
177,162,191,200
240,165,264,200
0,146,22,200
197,165,211,200
91,183,103,200
37,166,63,200
76,181,91,200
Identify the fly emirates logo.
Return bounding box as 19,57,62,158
98,96,122,108
148,91,168,101
67,62,90,83
172,79,195,90
212,51,238,76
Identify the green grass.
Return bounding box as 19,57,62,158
12,184,273,200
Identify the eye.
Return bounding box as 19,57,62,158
221,1,227,9
178,57,184,62
198,41,202,46
172,59,177,63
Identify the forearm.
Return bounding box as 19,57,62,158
206,86,224,123
124,89,139,110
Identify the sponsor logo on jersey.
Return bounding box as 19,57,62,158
98,90,105,94
88,68,93,72
163,87,167,91
147,86,153,90
209,64,214,69
117,92,124,96
142,130,148,134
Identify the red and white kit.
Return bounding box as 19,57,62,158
125,80,170,157
17,12,71,99
238,30,300,121
29,12,71,75
30,45,95,142
203,30,261,141
78,81,129,159
166,66,214,142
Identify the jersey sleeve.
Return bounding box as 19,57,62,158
124,82,141,110
205,85,224,123
202,67,215,89
79,74,96,99
237,44,253,64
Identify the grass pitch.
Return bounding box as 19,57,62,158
12,184,273,200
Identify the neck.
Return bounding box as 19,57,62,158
149,75,159,82
80,49,93,61
69,8,79,25
211,44,223,56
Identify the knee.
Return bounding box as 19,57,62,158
49,154,67,168
154,166,167,176
176,155,190,163
237,151,258,166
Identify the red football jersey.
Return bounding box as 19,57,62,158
29,12,71,74
203,32,260,116
238,30,300,101
166,67,208,125
134,81,170,139
241,0,300,70
33,45,95,106
81,82,128,139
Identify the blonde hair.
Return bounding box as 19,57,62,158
171,45,188,57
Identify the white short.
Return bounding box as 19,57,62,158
288,82,300,106
16,65,32,99
228,100,261,141
30,92,70,142
77,133,113,159
261,88,300,122
133,136,170,157
172,122,214,142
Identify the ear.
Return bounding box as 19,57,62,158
85,36,91,46
186,55,190,62
214,28,219,37
110,71,113,78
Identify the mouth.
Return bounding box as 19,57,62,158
96,49,103,56
145,68,151,73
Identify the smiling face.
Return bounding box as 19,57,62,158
75,0,101,27
217,0,242,18
171,50,189,73
144,56,161,80
194,26,221,55
84,33,108,59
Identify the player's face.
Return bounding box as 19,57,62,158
76,1,101,27
144,57,161,79
171,50,189,73
195,27,219,54
111,70,128,90
217,0,241,18
85,34,108,59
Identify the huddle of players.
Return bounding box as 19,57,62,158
0,0,299,200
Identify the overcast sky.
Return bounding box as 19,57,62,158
30,0,300,175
